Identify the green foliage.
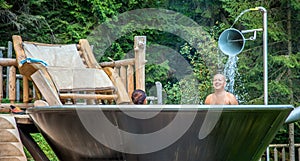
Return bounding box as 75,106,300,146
1,98,9,103
270,54,300,69
0,0,11,9
164,75,202,104
25,133,59,160
87,0,121,21
146,61,170,85
174,27,222,104
269,80,292,104
164,82,181,104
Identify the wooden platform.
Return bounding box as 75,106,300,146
0,114,27,161
14,114,33,125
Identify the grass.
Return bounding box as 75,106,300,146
24,133,59,161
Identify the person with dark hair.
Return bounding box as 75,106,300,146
204,73,238,105
131,89,147,104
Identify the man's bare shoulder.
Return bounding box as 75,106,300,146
204,94,213,104
226,92,238,105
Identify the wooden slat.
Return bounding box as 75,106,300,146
0,58,17,66
0,65,2,102
18,129,49,161
282,148,285,161
14,115,33,124
33,83,43,101
9,66,16,104
274,148,278,161
100,58,135,67
59,93,117,100
120,66,126,89
79,39,101,69
31,70,62,106
298,148,300,161
103,67,131,104
12,35,41,77
115,67,120,75
23,41,65,46
0,107,10,113
134,36,146,91
22,76,29,103
0,103,33,109
127,65,134,97
78,40,93,68
12,36,26,66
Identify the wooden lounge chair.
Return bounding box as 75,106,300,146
12,35,131,105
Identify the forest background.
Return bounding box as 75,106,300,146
0,0,300,160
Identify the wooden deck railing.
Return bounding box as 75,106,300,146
260,144,300,161
100,36,146,97
0,42,34,109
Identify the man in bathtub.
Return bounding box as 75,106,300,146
204,73,238,105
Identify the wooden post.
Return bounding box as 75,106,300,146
16,75,21,102
9,66,16,103
127,65,134,98
103,67,131,104
78,39,102,69
120,66,127,90
282,148,286,161
134,36,146,91
298,148,300,161
18,129,50,161
23,76,29,103
155,81,163,104
6,42,12,98
31,70,62,106
274,148,278,161
289,123,295,161
0,50,3,102
115,67,120,76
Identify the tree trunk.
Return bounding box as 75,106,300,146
287,1,295,161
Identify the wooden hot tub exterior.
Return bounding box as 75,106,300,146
27,105,293,161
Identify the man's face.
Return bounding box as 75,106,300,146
213,74,226,90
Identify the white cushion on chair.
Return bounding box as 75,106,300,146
23,42,115,93
47,67,115,92
23,43,85,68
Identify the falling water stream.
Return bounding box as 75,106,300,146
223,55,238,94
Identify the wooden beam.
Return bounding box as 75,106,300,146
100,59,135,67
0,58,17,66
31,70,62,106
59,93,117,100
9,66,16,104
0,103,33,109
18,129,50,161
103,67,131,104
12,35,26,66
120,66,127,90
79,39,101,69
23,76,29,103
127,65,134,98
0,64,2,102
134,36,146,91
12,35,41,77
14,114,33,124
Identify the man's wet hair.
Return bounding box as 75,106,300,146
131,89,147,104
